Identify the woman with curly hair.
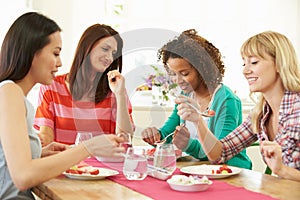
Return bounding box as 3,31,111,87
142,29,252,169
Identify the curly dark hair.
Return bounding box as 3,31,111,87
158,29,225,91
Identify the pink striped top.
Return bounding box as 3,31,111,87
34,74,133,145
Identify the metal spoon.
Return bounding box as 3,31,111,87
184,101,215,117
169,87,215,117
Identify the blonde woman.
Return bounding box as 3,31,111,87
176,31,300,181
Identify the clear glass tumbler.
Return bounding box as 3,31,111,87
153,143,176,173
75,132,93,145
123,147,148,180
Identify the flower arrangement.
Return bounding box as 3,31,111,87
144,65,177,102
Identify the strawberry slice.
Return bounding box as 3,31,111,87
89,168,100,175
66,169,83,174
218,164,232,173
146,148,156,156
207,110,215,116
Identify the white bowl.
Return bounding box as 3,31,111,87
167,175,212,192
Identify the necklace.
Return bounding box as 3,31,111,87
206,84,222,111
190,84,221,112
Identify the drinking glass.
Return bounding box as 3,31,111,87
153,143,176,173
75,132,93,145
123,147,148,180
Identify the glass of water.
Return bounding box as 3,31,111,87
153,143,176,173
123,147,148,180
75,132,93,145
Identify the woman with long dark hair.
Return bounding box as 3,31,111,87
0,12,125,199
34,24,134,146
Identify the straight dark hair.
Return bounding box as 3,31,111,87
0,12,61,82
68,24,123,103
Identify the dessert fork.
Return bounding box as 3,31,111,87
155,123,185,145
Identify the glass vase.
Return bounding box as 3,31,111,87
152,85,163,104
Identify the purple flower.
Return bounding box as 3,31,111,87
144,75,156,87
156,75,167,85
143,66,177,101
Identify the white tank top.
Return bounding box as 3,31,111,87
0,80,41,199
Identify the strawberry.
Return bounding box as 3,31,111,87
219,165,227,171
89,169,100,175
66,169,83,174
147,148,156,156
218,164,232,173
207,110,215,116
65,164,100,176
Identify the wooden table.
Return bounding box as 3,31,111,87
33,157,300,200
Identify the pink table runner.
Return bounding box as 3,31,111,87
85,157,277,200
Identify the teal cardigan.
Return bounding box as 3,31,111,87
159,84,252,169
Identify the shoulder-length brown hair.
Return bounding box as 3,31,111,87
69,24,123,103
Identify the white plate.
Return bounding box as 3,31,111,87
95,156,124,163
63,167,119,180
180,164,242,179
167,175,212,192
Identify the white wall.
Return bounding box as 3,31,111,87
29,0,110,74
0,0,28,41
1,0,299,99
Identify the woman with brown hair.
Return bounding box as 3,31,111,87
34,24,134,146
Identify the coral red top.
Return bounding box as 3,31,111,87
34,74,133,145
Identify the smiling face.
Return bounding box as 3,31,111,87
30,31,62,85
166,58,199,94
89,36,118,74
242,53,281,94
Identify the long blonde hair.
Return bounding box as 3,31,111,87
240,31,300,132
